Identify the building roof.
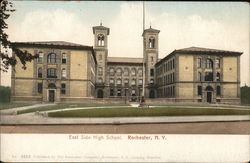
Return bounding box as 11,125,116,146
92,24,110,35
11,41,97,64
107,57,143,64
142,26,160,36
156,46,243,66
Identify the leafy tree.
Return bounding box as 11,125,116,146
0,0,37,72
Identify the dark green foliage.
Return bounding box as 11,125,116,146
0,86,11,102
48,107,250,118
241,86,250,105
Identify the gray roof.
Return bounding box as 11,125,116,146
107,57,143,64
176,46,242,54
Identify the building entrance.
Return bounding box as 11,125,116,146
48,90,55,102
207,92,212,103
97,89,104,98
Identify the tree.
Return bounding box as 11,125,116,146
0,0,37,72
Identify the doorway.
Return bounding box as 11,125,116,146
207,92,212,103
149,90,155,98
49,90,55,102
97,89,103,98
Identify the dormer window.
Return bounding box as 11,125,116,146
149,37,155,48
97,34,105,46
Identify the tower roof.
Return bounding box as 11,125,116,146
142,26,160,36
92,24,110,35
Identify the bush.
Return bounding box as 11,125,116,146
241,86,250,105
0,86,11,103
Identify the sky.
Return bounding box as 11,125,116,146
1,1,249,86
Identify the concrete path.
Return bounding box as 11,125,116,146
0,103,55,115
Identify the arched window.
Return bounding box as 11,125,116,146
61,68,66,78
131,68,136,76
124,78,129,86
37,52,44,63
131,79,136,85
206,58,213,69
48,83,56,89
116,68,122,76
97,34,105,46
138,69,143,77
48,53,56,63
216,72,220,81
124,68,129,76
116,78,122,85
38,67,42,78
150,79,154,84
109,67,114,76
138,79,143,85
149,37,155,48
109,78,114,84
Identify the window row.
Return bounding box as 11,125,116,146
156,59,175,75
37,68,67,78
37,52,67,64
37,83,66,94
158,86,175,98
197,86,221,96
109,78,143,86
108,67,143,76
197,72,221,82
109,88,139,97
157,72,175,86
197,58,220,69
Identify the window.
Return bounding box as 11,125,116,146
61,68,66,78
61,83,66,94
97,34,105,46
206,58,213,69
216,86,221,96
109,78,114,84
149,37,155,48
37,52,43,63
150,69,154,76
131,79,136,85
124,68,129,76
117,89,121,96
131,68,136,76
138,69,143,77
150,79,154,84
151,56,154,62
205,72,213,81
139,79,143,85
62,53,67,64
98,67,103,75
131,89,136,96
47,68,57,78
37,83,43,93
110,89,114,96
197,58,201,68
98,78,103,83
116,68,122,76
198,86,202,95
47,53,56,63
38,67,43,78
216,72,220,81
109,68,114,76
124,79,129,85
197,72,202,81
173,59,175,69
215,59,220,69
116,78,122,85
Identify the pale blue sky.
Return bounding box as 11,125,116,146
1,1,249,86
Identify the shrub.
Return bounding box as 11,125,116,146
0,86,11,103
241,86,250,105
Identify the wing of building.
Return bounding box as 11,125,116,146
11,24,242,104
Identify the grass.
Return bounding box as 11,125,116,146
0,103,32,110
48,107,250,118
17,103,129,114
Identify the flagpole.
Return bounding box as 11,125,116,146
142,1,145,102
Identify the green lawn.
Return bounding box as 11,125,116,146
48,107,250,118
0,103,32,110
17,103,129,114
